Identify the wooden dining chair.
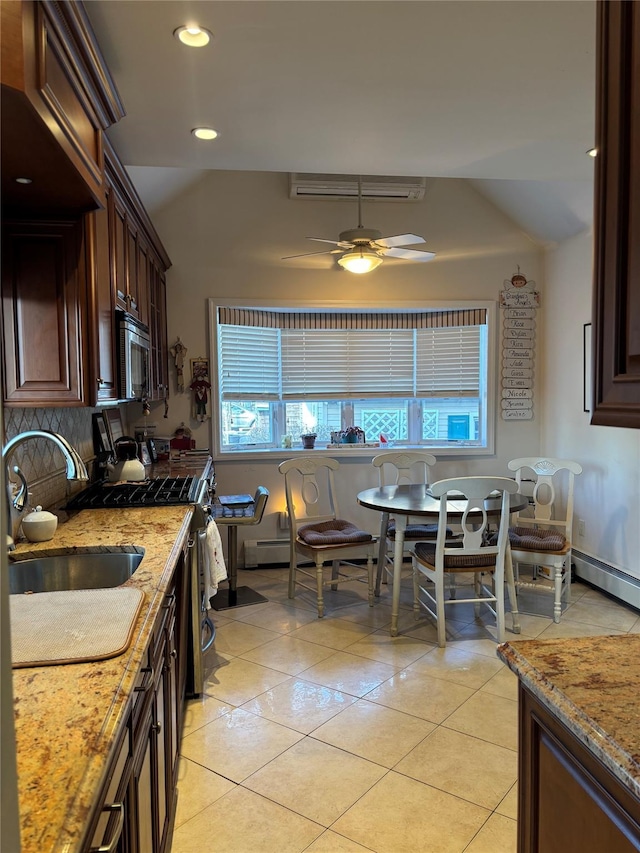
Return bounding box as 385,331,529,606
371,451,440,596
412,476,520,647
278,456,376,617
507,457,583,623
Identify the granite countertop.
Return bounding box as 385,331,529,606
498,635,640,799
10,505,194,853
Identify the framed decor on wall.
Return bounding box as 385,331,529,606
189,357,211,422
92,412,114,457
104,407,125,448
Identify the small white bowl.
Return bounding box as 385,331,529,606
21,506,58,543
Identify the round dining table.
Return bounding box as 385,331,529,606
357,484,529,636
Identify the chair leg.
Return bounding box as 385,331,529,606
375,513,390,596
288,547,296,599
505,550,521,634
495,569,506,644
449,574,457,600
435,571,446,648
366,554,374,607
316,559,325,618
331,559,339,591
473,573,481,618
412,561,421,619
553,564,563,623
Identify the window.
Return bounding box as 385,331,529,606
214,305,493,453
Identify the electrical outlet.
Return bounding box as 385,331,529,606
577,518,586,538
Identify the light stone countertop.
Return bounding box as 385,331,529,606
9,505,194,853
498,634,640,800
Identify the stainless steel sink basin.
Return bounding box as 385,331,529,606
8,551,144,594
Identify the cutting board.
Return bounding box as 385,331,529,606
10,587,145,668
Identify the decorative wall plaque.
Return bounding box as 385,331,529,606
500,268,538,421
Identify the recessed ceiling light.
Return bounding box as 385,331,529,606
586,147,598,157
192,127,218,141
15,177,32,184
174,25,212,47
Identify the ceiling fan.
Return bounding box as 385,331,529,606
282,176,436,273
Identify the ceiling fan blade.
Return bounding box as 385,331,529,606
375,234,426,249
307,237,356,250
282,248,342,259
382,247,436,261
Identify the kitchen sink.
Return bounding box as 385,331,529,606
8,550,144,594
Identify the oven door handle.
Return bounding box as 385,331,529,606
201,614,215,652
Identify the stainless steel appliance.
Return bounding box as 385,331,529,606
117,310,150,401
66,465,215,697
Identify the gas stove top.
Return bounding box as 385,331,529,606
66,476,200,510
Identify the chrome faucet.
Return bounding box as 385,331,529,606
3,430,89,544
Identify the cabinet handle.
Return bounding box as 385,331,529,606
89,803,124,853
96,377,104,386
134,666,153,693
162,593,176,610
152,721,162,733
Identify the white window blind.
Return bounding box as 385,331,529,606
218,319,483,401
218,324,280,400
281,328,415,399
416,327,481,397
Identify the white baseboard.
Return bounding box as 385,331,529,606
573,549,640,610
243,538,290,568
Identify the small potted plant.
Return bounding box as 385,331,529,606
300,433,317,449
340,426,365,444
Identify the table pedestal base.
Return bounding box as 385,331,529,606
210,586,268,610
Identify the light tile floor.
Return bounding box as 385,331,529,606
171,567,640,853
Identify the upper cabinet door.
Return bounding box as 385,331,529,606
591,0,640,428
1,0,125,216
1,219,87,405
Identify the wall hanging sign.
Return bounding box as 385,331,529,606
170,337,188,391
500,269,537,421
189,357,211,422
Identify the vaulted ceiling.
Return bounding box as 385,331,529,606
86,0,597,245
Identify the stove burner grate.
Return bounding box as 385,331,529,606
66,476,197,509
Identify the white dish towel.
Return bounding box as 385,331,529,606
201,519,227,603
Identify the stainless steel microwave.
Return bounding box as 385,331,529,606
117,310,150,400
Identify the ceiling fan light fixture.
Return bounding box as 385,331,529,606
174,25,213,47
338,249,383,274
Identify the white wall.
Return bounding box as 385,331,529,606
144,170,544,555
541,230,640,579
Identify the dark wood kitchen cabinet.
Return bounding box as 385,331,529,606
148,263,170,403
82,142,171,406
1,219,88,406
1,0,124,216
1,3,171,408
518,685,640,852
591,0,640,428
85,548,189,853
85,182,118,404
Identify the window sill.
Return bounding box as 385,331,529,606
217,444,494,460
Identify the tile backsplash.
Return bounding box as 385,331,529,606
3,406,122,510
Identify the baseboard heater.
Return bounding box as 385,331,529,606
244,539,290,568
573,549,640,611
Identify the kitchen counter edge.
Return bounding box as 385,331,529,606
497,634,640,801
10,505,195,853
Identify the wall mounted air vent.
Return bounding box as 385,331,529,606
289,173,426,202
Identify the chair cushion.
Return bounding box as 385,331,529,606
414,541,497,570
508,526,567,552
298,519,373,546
387,521,451,540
